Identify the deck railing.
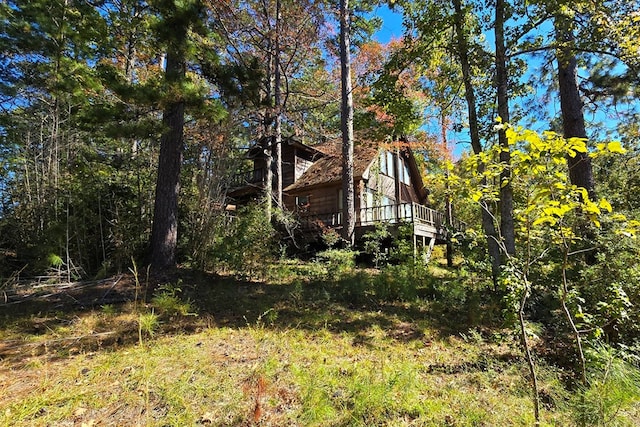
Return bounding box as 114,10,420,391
229,168,264,188
298,203,465,235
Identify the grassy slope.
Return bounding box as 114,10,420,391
0,263,636,426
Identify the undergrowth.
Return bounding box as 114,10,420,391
0,259,638,426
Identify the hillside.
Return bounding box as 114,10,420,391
2,262,638,426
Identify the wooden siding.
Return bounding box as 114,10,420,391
295,155,314,181
288,184,340,215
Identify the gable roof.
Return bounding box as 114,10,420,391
283,140,376,193
247,136,326,159
285,139,429,203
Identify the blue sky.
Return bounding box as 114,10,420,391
372,4,404,44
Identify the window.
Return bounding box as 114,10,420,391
379,150,396,178
379,151,387,175
400,158,411,185
386,151,395,178
296,195,310,210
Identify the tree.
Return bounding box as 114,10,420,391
451,0,502,279
554,9,596,200
0,0,111,275
209,0,327,218
494,0,515,258
149,0,206,270
340,0,356,245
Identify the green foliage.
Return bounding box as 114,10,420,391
151,281,196,318
47,254,64,269
320,227,342,248
577,227,640,343
389,221,416,264
138,311,160,344
373,263,420,302
210,203,277,279
315,249,358,280
569,344,640,426
362,222,391,267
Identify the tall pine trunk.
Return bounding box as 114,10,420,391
149,48,185,270
264,39,275,220
495,0,515,257
554,14,595,200
340,0,355,245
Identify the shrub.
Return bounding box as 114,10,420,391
374,263,420,302
151,281,196,317
362,222,391,267
210,203,277,279
315,249,358,280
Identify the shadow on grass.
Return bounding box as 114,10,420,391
0,265,502,365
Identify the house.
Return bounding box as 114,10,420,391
228,137,461,257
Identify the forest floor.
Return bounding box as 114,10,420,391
0,261,637,426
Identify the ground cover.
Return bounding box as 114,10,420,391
0,262,637,426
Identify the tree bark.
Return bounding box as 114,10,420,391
340,0,355,245
274,0,283,208
149,49,185,270
554,14,596,200
453,0,501,280
264,38,275,220
495,0,516,257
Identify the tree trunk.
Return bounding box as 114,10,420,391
264,39,275,220
452,0,501,280
340,0,355,245
554,14,596,200
495,0,516,257
149,49,185,270
274,0,283,208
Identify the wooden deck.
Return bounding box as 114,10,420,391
298,203,464,243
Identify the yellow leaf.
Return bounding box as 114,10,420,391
568,137,588,153
598,198,613,213
611,213,627,221
533,216,557,226
583,202,601,215
606,141,626,154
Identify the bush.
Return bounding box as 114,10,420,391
209,203,277,279
374,263,421,302
315,248,358,279
362,222,391,267
151,281,196,317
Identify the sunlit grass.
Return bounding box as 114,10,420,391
1,263,637,426
1,323,574,426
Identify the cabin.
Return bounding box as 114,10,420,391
228,137,461,258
